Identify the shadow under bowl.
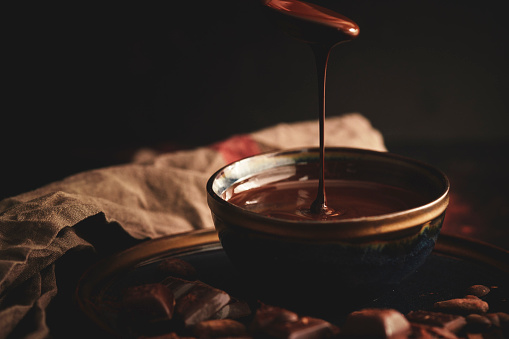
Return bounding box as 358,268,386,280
206,148,449,311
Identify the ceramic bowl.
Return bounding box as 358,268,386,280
206,148,449,307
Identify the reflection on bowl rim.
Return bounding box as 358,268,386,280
206,147,450,242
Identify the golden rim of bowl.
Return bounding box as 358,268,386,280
207,147,450,242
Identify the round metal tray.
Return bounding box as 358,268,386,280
76,229,509,337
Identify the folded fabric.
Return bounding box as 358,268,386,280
0,113,385,338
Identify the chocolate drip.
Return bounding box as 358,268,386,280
263,0,359,216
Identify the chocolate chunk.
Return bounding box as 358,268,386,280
410,323,458,339
158,258,198,280
122,283,175,324
434,298,489,315
193,319,247,338
175,282,230,327
406,310,467,333
211,298,251,320
465,285,491,298
162,276,197,300
251,304,299,333
409,324,434,339
261,316,337,339
342,308,411,338
466,314,492,332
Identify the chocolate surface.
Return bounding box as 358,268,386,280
342,308,411,338
227,179,427,221
122,283,175,324
263,0,359,44
174,282,230,327
264,0,359,37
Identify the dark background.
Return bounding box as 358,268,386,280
3,0,509,223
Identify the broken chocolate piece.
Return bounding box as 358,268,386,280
158,258,198,280
175,282,230,327
406,310,467,333
342,308,411,338
408,324,432,339
193,319,247,338
162,276,197,300
434,298,489,315
250,304,299,333
122,283,175,324
465,285,491,298
261,316,336,339
408,324,427,339
409,323,458,339
211,298,251,320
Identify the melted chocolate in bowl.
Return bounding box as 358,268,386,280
225,179,428,221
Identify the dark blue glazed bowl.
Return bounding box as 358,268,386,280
206,148,449,308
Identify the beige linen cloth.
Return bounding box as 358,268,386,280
0,113,385,338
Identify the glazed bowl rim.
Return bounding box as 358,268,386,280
206,147,450,241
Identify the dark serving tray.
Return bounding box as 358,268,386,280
75,229,509,337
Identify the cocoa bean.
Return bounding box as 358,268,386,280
465,285,490,298
434,298,489,315
406,310,466,333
